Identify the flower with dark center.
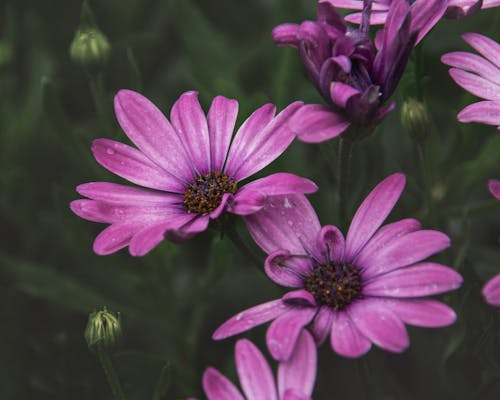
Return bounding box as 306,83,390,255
272,0,448,142
71,90,318,256
214,173,462,360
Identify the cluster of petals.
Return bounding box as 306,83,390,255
213,173,463,360
482,179,500,306
71,89,317,256
272,0,448,142
191,330,316,400
328,0,500,23
442,33,500,129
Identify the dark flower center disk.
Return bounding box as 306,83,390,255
305,263,362,310
183,172,237,215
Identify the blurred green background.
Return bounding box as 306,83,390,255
1,0,499,399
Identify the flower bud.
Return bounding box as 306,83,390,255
84,308,122,352
70,27,110,67
401,98,430,143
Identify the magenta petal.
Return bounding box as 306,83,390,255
489,179,500,200
202,368,244,400
266,308,316,361
409,0,448,44
213,300,288,340
291,104,350,143
209,193,233,220
235,339,278,400
345,11,389,24
114,90,194,182
360,230,451,280
441,52,500,85
345,173,406,261
330,310,371,358
278,330,317,398
483,274,500,306
91,139,184,192
317,225,345,264
265,251,307,288
170,91,211,175
385,299,457,327
273,23,301,47
354,218,422,267
282,290,317,307
458,100,500,127
330,82,361,108
311,305,334,345
325,0,389,12
207,96,239,172
462,32,500,68
349,299,409,353
76,182,181,205
363,263,463,297
229,190,266,216
449,68,500,101
93,223,139,255
282,390,312,400
226,101,303,181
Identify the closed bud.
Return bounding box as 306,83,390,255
70,27,110,67
401,98,430,143
84,308,122,352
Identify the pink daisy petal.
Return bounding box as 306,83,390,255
384,299,457,327
345,173,406,261
235,339,278,400
457,100,500,127
265,250,308,288
277,330,317,398
291,104,350,143
441,52,500,85
266,307,316,361
330,82,361,108
114,89,194,182
207,95,239,172
213,300,289,340
317,225,346,264
330,310,372,358
92,223,141,255
91,139,184,192
363,263,463,297
170,91,211,175
311,305,334,345
202,368,245,400
360,230,451,280
349,299,410,353
449,68,500,101
462,32,500,68
483,274,500,306
489,179,500,200
345,11,389,24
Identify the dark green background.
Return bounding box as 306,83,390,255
1,0,499,399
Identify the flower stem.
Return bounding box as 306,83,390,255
96,345,126,400
226,224,263,271
337,138,354,228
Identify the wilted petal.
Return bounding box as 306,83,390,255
483,274,500,306
330,82,361,108
291,104,350,143
278,330,317,398
330,310,372,358
202,368,244,400
408,0,448,44
235,339,278,400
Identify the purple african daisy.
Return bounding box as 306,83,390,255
482,179,500,306
441,33,500,130
328,0,500,23
192,330,316,400
213,173,462,360
272,0,447,142
71,90,318,256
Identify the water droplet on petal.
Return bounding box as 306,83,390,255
106,148,115,155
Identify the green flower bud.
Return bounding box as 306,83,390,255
85,308,122,352
70,27,110,67
401,98,430,143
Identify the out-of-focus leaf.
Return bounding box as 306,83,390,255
152,362,172,400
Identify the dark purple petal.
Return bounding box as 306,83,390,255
384,299,457,327
408,0,448,44
266,307,316,361
91,139,185,192
202,368,244,400
330,82,361,108
291,104,350,143
213,300,289,340
330,310,372,358
345,173,406,261
114,90,194,182
207,96,239,172
277,330,317,398
483,274,500,306
363,263,463,297
235,339,278,400
457,100,500,127
282,290,317,307
449,68,500,101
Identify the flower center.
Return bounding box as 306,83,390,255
305,263,362,310
183,172,237,215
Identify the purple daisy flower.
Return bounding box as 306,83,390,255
328,0,500,23
482,179,500,306
71,90,318,256
441,33,500,130
192,330,316,400
272,0,447,142
213,173,462,360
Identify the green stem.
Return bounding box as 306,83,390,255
96,346,126,400
337,138,354,229
226,224,263,271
